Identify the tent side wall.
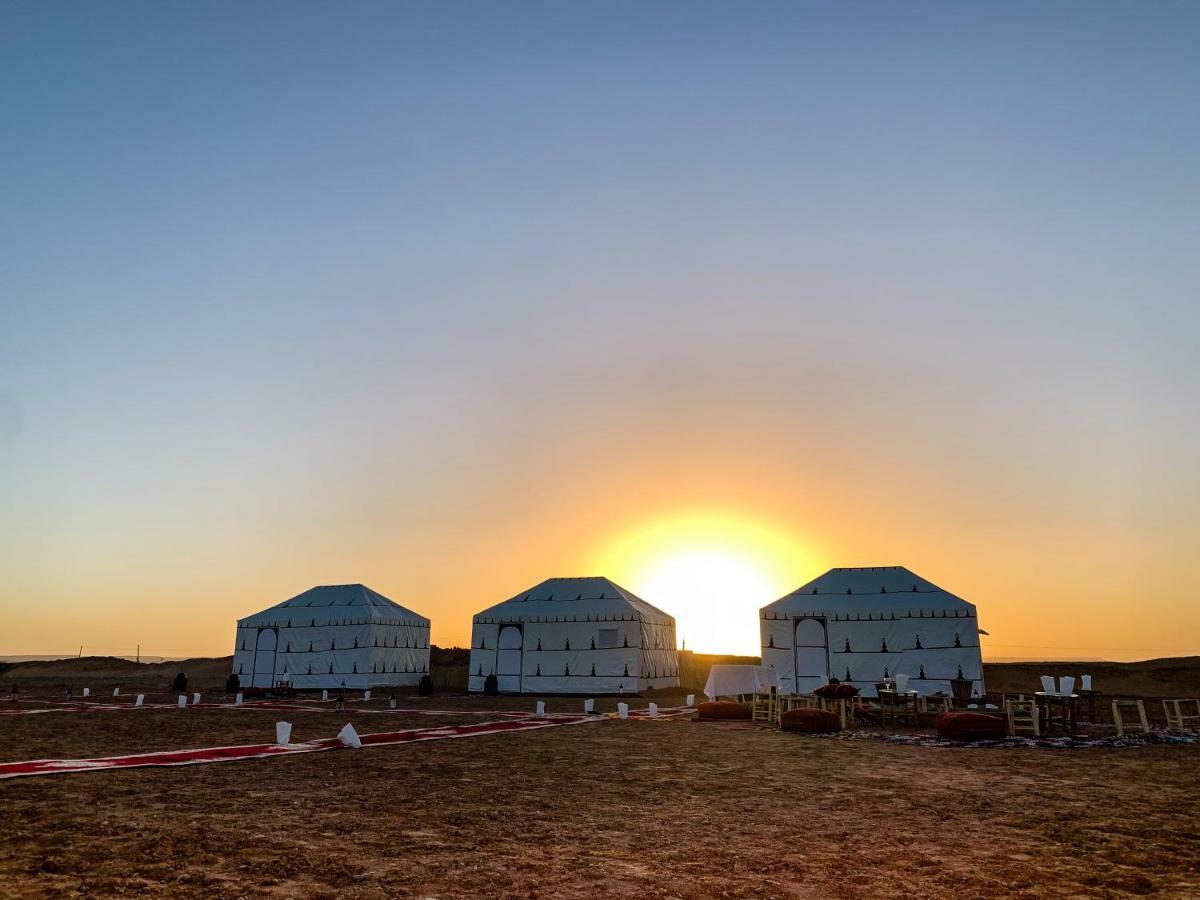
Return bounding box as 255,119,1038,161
233,619,430,689
468,614,679,693
760,607,985,698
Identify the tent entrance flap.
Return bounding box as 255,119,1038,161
496,624,523,692
793,617,828,694
252,627,278,688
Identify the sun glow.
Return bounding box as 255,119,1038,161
594,515,819,656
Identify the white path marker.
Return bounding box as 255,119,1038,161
193,692,201,705
338,723,362,749
649,702,659,718
322,689,329,701
82,688,90,698
235,692,243,705
135,694,145,707
363,690,371,701
389,698,397,709
535,701,545,717
685,694,695,707
113,688,120,697
276,721,292,746
177,695,187,708
617,702,629,719
584,699,594,714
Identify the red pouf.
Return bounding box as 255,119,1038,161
935,711,1008,741
697,701,751,720
780,708,842,734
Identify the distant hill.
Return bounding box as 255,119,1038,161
3,651,1198,697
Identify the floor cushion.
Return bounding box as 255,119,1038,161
935,711,1008,740
697,700,751,720
780,708,842,734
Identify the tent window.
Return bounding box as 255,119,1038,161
598,629,619,649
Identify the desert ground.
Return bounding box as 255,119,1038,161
1,657,1199,898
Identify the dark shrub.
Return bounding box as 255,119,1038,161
483,673,499,696
224,673,240,693
418,674,434,696
172,672,188,692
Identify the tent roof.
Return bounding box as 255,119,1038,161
238,584,430,627
762,566,973,614
473,576,674,625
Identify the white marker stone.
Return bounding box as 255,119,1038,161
363,690,371,701
276,721,293,745
584,699,594,714
235,692,244,705
135,694,145,707
322,689,329,701
337,723,362,749
536,701,545,717
193,692,201,705
617,702,629,719
649,702,659,718
177,695,187,708
82,688,90,698
113,688,120,697
685,694,695,707
389,698,397,709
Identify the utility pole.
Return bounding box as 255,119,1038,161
78,645,82,658
136,644,140,664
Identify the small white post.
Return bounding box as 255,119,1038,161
363,689,371,701
135,694,145,707
617,702,629,719
82,687,90,698
177,695,187,708
649,702,659,718
1082,674,1093,691
685,694,695,707
113,687,120,697
322,689,329,701
337,723,362,748
235,692,244,705
275,721,292,746
389,698,397,709
584,698,594,714
192,692,201,705
536,700,545,717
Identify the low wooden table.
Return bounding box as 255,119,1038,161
1034,692,1080,734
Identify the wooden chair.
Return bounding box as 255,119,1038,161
1006,699,1039,737
1162,699,1200,731
1112,699,1150,736
752,688,778,723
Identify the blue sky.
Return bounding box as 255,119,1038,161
2,2,1198,656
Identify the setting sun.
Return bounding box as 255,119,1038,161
593,515,820,655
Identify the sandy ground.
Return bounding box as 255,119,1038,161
2,689,1199,898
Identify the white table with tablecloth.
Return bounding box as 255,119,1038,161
703,664,782,699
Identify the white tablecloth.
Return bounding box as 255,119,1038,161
704,665,781,699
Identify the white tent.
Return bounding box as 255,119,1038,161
760,566,985,698
468,576,679,694
232,584,430,690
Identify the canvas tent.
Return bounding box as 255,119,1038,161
232,584,430,690
760,566,985,698
468,576,679,694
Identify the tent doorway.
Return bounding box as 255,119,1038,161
251,627,278,689
496,624,523,692
793,617,828,694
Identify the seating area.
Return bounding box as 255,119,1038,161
709,672,1200,742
